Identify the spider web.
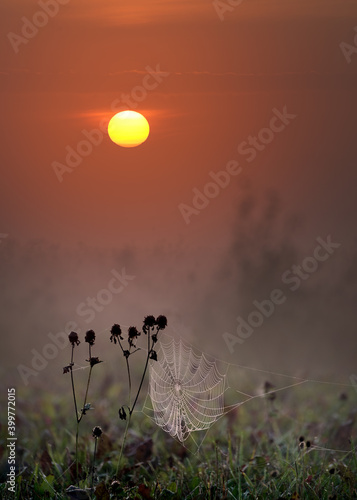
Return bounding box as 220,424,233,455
148,338,227,442
141,331,356,451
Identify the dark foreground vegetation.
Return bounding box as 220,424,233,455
1,319,356,499
1,380,356,499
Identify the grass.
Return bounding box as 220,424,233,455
0,374,356,499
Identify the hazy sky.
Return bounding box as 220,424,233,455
1,0,357,386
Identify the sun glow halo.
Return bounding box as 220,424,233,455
107,110,150,147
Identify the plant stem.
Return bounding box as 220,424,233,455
126,357,132,409
116,345,133,475
79,365,93,423
72,344,94,482
69,345,80,482
70,346,79,422
116,411,131,476
116,327,154,475
130,329,152,415
75,420,79,482
91,438,98,491
78,345,93,423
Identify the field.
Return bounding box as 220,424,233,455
1,364,356,500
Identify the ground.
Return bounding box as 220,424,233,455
0,375,356,499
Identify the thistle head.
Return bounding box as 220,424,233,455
110,324,123,344
85,329,96,346
92,426,103,438
156,315,167,330
68,331,80,346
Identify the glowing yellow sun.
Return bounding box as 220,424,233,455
108,110,150,147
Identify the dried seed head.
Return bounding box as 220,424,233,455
88,356,102,367
128,326,140,347
149,350,158,361
92,426,103,438
128,326,140,338
85,329,96,346
144,315,156,328
119,407,127,420
156,315,167,330
63,364,73,374
110,324,122,343
68,331,80,346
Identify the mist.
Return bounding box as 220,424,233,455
2,187,356,394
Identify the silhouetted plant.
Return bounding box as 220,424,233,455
91,426,102,490
111,315,167,474
63,329,103,482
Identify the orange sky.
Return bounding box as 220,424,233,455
1,1,356,246
1,0,357,379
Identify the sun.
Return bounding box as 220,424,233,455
107,110,150,147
